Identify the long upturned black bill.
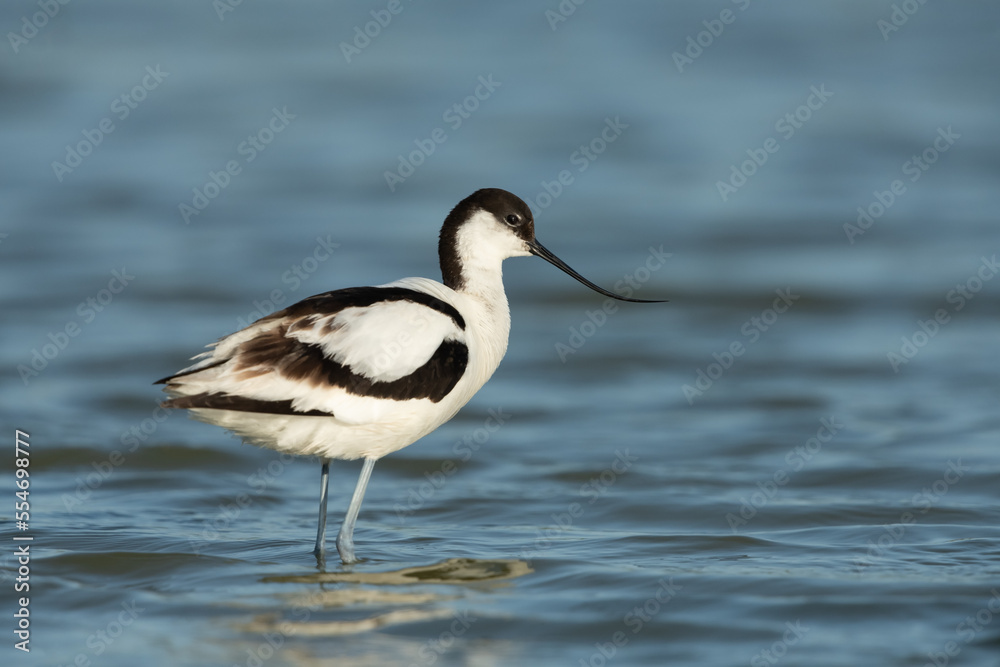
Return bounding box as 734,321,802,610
528,239,666,303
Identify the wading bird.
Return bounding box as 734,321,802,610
158,188,662,563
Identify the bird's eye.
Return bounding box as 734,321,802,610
504,214,520,226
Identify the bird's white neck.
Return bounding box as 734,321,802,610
458,264,511,377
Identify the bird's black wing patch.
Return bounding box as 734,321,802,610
267,286,466,330
162,393,333,416
154,359,225,385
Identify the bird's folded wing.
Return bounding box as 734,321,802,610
158,286,468,422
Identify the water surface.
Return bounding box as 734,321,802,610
2,1,999,665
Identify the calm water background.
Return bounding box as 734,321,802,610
2,1,1000,665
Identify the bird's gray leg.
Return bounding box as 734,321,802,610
336,457,376,564
312,459,331,558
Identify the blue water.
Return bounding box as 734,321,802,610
3,1,1000,665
